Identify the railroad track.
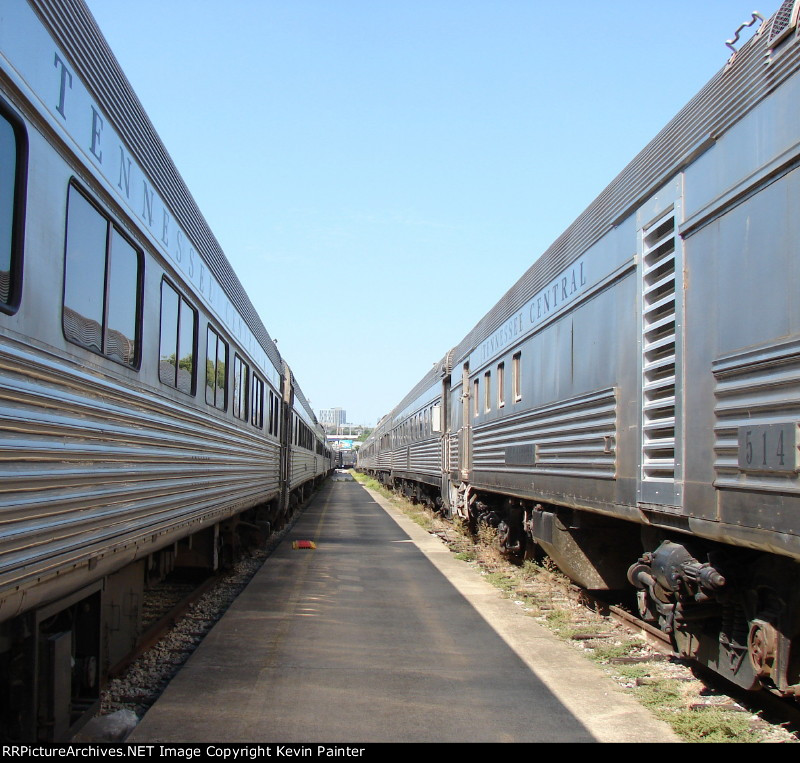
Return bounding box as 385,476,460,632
73,508,310,741
606,603,673,653
593,592,800,731
108,574,223,681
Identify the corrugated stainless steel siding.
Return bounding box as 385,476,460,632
452,17,800,364
289,448,320,490
472,388,617,479
449,433,459,472
713,340,800,494
30,0,284,375
407,438,440,477
0,340,280,593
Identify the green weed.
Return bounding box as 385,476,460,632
665,709,758,743
454,551,476,562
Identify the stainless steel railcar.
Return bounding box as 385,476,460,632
0,0,331,742
339,448,357,470
360,3,800,698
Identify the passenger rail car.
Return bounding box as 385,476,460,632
358,361,445,506
338,448,357,470
361,2,800,698
0,0,331,742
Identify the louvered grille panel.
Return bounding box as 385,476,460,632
641,210,678,481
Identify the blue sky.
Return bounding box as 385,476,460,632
84,0,778,426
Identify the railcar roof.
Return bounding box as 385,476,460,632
386,354,448,425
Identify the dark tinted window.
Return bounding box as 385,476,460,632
63,186,141,366
268,391,280,437
0,110,24,310
106,230,139,364
205,325,228,410
158,279,196,394
233,354,249,420
178,299,195,394
251,375,264,428
159,281,179,383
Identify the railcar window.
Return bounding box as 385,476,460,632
268,391,274,435
484,371,491,413
0,118,15,305
513,352,522,402
233,354,249,420
251,375,264,428
294,418,312,450
268,391,280,437
64,186,142,366
0,108,24,312
473,378,479,418
158,280,197,393
106,231,139,363
498,362,505,408
64,192,105,353
177,301,195,393
205,325,228,410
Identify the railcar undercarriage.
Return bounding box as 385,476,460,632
0,491,312,743
629,538,800,696
441,479,800,700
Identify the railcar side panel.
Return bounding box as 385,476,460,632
0,0,331,741
360,5,800,699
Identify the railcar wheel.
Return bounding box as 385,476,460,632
748,619,778,682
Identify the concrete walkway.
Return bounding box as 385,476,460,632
129,476,679,743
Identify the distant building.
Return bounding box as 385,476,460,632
318,407,346,429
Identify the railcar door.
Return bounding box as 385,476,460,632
438,371,451,512
279,366,293,515
459,362,472,480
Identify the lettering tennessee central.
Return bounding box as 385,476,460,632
476,259,588,364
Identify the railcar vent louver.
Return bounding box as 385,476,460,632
768,0,800,46
641,209,678,483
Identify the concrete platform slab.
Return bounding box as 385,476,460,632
128,478,679,743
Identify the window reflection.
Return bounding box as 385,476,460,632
233,354,248,419
63,186,141,366
251,375,264,428
159,281,179,385
159,279,196,395
106,230,139,364
205,325,228,410
177,299,194,394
